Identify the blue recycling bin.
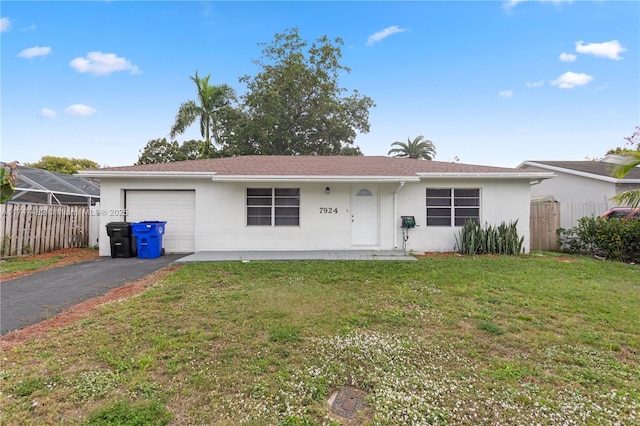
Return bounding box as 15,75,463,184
131,221,166,259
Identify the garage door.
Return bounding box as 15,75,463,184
125,190,195,253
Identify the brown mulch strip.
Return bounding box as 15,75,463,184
0,264,181,351
1,247,100,281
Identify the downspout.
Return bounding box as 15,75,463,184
393,182,406,248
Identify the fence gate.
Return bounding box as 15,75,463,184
0,204,89,257
530,202,560,251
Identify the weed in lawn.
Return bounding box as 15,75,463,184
85,399,171,426
477,320,504,335
269,325,302,343
73,370,120,400
12,377,48,397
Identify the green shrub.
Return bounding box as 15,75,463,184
456,220,524,255
559,217,640,263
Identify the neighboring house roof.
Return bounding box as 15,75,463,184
79,156,552,182
518,160,640,183
1,163,100,205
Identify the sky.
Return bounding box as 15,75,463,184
1,0,638,168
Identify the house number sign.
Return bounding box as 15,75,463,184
319,207,339,214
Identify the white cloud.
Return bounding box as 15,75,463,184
504,0,572,10
18,46,52,59
69,51,141,75
1,17,11,32
575,40,626,60
503,0,527,10
559,52,577,62
367,26,407,46
551,71,593,89
40,108,57,118
526,80,544,88
499,90,514,98
65,104,96,116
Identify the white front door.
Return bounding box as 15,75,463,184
351,185,378,246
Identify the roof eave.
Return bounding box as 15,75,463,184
77,171,219,179
210,175,422,182
519,161,637,183
416,172,555,180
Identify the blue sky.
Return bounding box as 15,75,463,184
2,1,638,168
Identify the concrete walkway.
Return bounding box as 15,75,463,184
176,250,417,262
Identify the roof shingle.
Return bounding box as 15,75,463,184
91,156,527,177
523,160,640,180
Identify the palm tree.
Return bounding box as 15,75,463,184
169,71,235,156
611,151,640,207
388,135,436,160
610,127,640,208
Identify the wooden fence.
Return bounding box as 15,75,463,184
530,201,561,251
0,204,89,257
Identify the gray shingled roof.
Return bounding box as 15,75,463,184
523,160,640,180
86,155,530,177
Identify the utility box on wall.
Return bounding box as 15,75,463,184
401,216,416,229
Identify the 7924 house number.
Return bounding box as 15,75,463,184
319,207,339,214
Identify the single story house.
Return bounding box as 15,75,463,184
79,156,553,256
517,157,640,228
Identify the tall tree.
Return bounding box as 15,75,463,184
169,71,236,156
388,135,437,160
136,138,217,165
24,156,100,174
611,126,640,207
231,28,375,155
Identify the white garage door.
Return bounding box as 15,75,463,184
126,190,195,253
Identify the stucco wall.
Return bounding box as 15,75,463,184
524,168,615,205
396,179,532,253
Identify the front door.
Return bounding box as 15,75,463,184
351,185,378,246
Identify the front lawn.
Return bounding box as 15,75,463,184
1,254,639,425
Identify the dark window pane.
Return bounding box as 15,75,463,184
427,208,451,217
427,198,451,206
247,216,272,226
248,206,271,216
455,207,479,217
247,188,272,196
427,188,451,198
247,198,272,206
275,197,300,206
275,188,300,197
275,216,300,226
275,206,299,216
454,198,480,207
454,189,479,198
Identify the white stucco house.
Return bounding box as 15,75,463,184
517,157,640,228
79,156,553,256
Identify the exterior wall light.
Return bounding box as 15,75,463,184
326,187,330,194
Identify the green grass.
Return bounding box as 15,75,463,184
1,254,639,425
0,255,66,274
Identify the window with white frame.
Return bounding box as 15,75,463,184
426,188,480,226
247,188,300,226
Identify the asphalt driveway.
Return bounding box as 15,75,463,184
1,255,181,335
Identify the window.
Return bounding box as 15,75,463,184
426,188,479,226
247,188,300,226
